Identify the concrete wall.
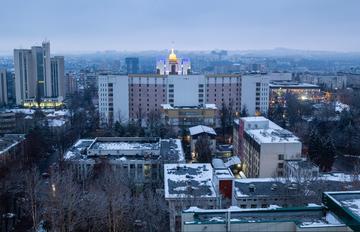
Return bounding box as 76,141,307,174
259,142,302,177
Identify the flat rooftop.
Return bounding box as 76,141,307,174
64,137,184,162
189,125,216,136
183,206,345,229
214,168,234,179
235,174,355,198
161,104,217,110
164,163,216,199
242,117,301,144
89,137,160,151
269,81,320,89
246,125,300,144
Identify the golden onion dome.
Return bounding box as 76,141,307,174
168,48,177,62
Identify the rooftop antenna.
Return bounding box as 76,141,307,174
171,41,175,51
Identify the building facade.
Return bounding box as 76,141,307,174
269,81,322,105
65,137,185,184
234,117,302,178
99,74,269,126
161,104,218,129
0,111,16,134
50,56,65,97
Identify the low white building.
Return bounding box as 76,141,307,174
235,117,302,178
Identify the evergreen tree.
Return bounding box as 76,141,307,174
308,129,336,172
195,135,212,163
240,105,249,117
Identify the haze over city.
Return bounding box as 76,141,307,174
1,0,360,54
2,1,360,232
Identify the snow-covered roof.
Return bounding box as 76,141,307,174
161,139,185,163
48,119,66,127
182,205,344,228
64,137,185,163
242,117,300,144
90,141,160,151
269,81,320,89
212,158,226,169
164,163,217,199
64,139,95,160
234,174,356,198
189,125,216,136
204,104,217,110
214,169,234,179
241,116,269,122
335,101,350,113
7,108,35,115
224,156,241,168
161,104,218,110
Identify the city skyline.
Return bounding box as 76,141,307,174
1,0,360,54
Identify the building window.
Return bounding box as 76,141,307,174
278,154,284,160
143,164,151,177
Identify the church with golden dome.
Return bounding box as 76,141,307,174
156,48,191,75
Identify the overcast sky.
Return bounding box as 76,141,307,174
1,0,359,54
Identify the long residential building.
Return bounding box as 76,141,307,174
99,74,269,126
14,42,65,105
99,49,270,126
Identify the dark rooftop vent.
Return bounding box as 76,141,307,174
249,184,256,193
271,183,278,191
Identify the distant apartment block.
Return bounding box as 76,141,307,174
269,81,322,104
50,56,65,98
125,57,139,74
65,73,78,95
297,72,347,90
0,69,7,105
234,117,302,178
14,42,65,105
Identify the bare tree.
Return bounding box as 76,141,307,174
43,169,83,232
195,135,212,163
23,167,43,231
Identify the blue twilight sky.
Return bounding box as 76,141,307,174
0,0,359,54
